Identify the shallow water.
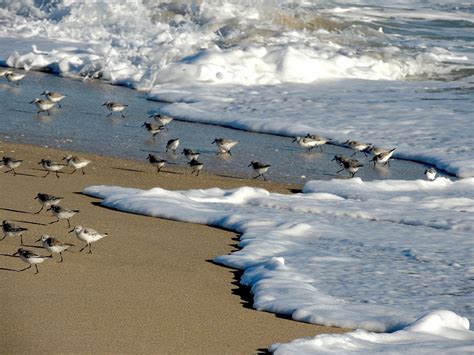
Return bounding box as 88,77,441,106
0,70,450,184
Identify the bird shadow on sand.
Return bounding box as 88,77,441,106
112,166,145,173
214,173,245,180
0,253,21,272
0,207,31,214
7,219,47,226
3,171,38,178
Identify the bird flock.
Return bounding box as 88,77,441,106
1,69,441,272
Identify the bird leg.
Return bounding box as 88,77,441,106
34,206,44,214
79,243,87,252
43,171,50,178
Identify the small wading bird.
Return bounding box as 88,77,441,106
293,134,328,152
13,248,49,274
41,91,66,107
344,140,371,157
30,98,56,115
2,220,28,245
150,113,173,127
2,156,22,175
425,167,437,181
102,101,127,118
63,155,91,175
142,122,164,139
34,193,63,214
331,155,359,167
38,159,66,178
0,68,13,77
147,154,166,174
212,138,239,155
188,159,204,176
36,235,74,263
248,161,271,180
182,149,200,161
5,72,26,85
372,148,397,167
48,205,79,228
336,159,364,178
70,225,107,254
365,145,389,156
166,138,180,154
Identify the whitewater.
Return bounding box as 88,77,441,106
1,1,474,353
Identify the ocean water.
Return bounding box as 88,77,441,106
1,1,473,353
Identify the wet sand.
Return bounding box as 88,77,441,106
0,141,347,354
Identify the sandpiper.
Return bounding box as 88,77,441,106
102,101,127,117
147,154,166,173
48,205,79,228
336,159,364,178
212,138,239,155
5,72,25,85
69,225,107,254
36,234,74,262
150,113,173,127
2,156,22,175
63,155,91,175
344,140,371,157
41,91,66,108
248,161,271,180
34,193,63,214
292,136,318,152
189,159,204,176
331,155,359,167
425,167,437,181
30,98,56,115
13,248,49,274
364,145,386,156
0,68,13,77
38,159,66,178
372,148,397,167
166,138,180,154
2,220,28,245
305,134,329,151
142,122,164,139
182,149,200,161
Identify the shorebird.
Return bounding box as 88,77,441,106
147,154,166,173
102,101,127,118
372,148,397,167
142,122,164,139
182,149,200,161
30,98,56,115
36,235,74,262
365,145,389,156
34,193,63,214
166,138,180,154
38,159,66,178
344,140,371,156
425,167,437,181
63,155,91,175
5,72,25,85
332,155,359,167
2,220,28,245
212,138,239,155
41,91,66,108
188,159,204,176
48,205,79,228
13,248,49,274
150,113,173,127
0,68,13,77
336,159,364,178
69,225,107,254
248,161,271,180
292,136,318,152
2,156,22,175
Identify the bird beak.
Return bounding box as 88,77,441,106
68,228,74,233
46,207,52,211
35,237,41,242
247,163,252,167
34,196,38,199
29,100,35,104
12,251,19,257
292,138,296,143
37,161,41,165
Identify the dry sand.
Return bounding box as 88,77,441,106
0,141,347,354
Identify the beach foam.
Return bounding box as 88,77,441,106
84,177,474,352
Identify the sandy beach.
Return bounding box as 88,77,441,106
0,141,347,354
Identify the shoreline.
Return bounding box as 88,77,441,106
0,140,348,353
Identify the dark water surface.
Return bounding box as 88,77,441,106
0,70,451,185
